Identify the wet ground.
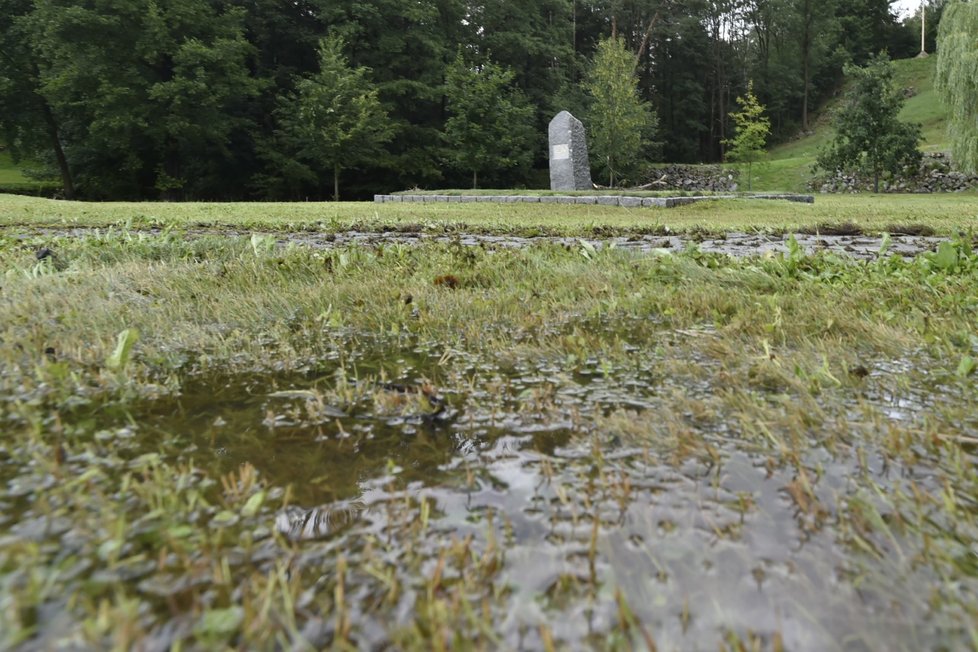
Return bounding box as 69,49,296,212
10,226,948,260
2,232,977,649
3,340,976,650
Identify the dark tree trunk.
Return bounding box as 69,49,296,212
161,140,182,201
39,101,75,200
801,0,813,130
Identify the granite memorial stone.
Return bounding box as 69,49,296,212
549,111,592,191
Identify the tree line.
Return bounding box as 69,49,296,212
0,0,942,200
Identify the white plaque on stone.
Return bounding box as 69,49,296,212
552,144,570,161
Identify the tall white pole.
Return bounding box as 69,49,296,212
921,1,926,54
918,1,929,58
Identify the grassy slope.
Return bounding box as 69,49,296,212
0,150,33,185
0,149,59,194
749,56,945,192
2,191,977,236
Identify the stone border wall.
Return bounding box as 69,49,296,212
374,193,813,208
813,153,978,194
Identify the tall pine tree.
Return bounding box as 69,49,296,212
268,36,392,201
443,53,534,189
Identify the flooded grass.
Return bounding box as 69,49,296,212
1,229,977,649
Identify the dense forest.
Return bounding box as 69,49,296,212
0,0,945,200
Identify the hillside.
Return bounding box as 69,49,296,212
748,56,946,192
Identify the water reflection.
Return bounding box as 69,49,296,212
276,501,366,541
152,356,976,649
3,350,976,650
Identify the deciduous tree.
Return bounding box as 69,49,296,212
25,0,261,198
815,53,921,192
585,36,658,187
309,0,470,190
723,80,770,190
272,36,392,201
0,0,74,196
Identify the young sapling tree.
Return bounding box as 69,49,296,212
723,80,770,191
585,36,658,188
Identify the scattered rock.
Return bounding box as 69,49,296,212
813,153,978,193
640,164,739,192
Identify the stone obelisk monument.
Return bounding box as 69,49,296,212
548,111,592,191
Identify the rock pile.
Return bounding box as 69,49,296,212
814,153,978,193
639,164,739,192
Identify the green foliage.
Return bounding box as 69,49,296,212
935,1,978,173
309,0,472,190
86,1,254,195
957,355,976,378
890,0,947,59
815,53,922,192
106,328,139,371
835,0,897,65
585,37,658,188
250,233,276,257
443,53,535,189
723,81,770,191
463,1,577,143
267,36,392,201
0,1,943,197
0,0,77,196
9,0,264,199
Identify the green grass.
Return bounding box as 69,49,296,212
892,55,946,151
737,157,821,193
1,232,977,649
0,149,33,185
3,192,977,236
0,149,59,195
